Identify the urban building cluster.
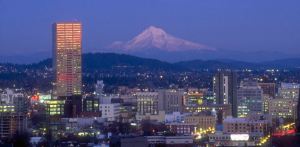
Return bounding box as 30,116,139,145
0,22,299,146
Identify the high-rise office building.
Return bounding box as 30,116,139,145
213,70,238,117
0,89,28,139
237,79,263,117
53,22,82,97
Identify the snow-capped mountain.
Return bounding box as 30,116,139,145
108,26,215,52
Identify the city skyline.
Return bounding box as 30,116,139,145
0,1,300,146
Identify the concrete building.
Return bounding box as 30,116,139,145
223,116,269,135
99,103,120,122
184,114,216,130
279,83,299,99
262,94,272,114
165,112,188,123
0,110,27,139
158,89,184,113
185,104,232,124
136,111,166,122
53,22,82,96
166,123,197,135
269,97,297,120
208,132,260,147
213,70,238,117
0,89,29,113
237,79,263,117
184,91,204,107
258,83,276,98
0,89,28,139
61,117,104,133
136,92,159,115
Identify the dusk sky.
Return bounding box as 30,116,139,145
1,0,300,59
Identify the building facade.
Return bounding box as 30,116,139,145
99,103,120,122
158,89,184,113
53,22,82,96
269,97,297,120
184,114,216,130
237,80,263,117
258,83,276,98
223,116,269,135
278,83,299,99
0,89,28,139
213,71,238,117
136,92,159,115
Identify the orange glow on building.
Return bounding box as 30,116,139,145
53,22,82,96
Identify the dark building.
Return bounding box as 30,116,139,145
258,83,276,98
213,70,238,117
58,95,82,118
82,97,101,117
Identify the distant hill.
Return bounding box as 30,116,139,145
1,53,300,71
25,53,184,71
82,53,183,71
261,58,300,69
174,59,259,70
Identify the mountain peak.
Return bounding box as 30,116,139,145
108,26,215,52
143,26,166,35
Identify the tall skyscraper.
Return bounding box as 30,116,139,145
213,70,238,117
53,22,82,97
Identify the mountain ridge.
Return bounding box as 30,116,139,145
1,53,300,70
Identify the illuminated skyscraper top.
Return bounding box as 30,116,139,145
53,22,82,96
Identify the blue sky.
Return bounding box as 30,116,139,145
1,0,300,59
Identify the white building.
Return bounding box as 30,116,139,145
99,103,120,121
165,112,189,123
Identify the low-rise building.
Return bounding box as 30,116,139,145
136,111,165,122
223,116,269,135
184,114,216,130
99,103,120,121
166,123,196,135
121,136,193,147
165,112,188,123
208,132,261,146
